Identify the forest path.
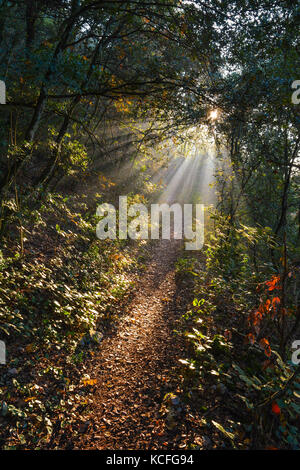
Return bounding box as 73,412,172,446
73,238,193,450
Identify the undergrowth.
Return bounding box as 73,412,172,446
0,189,152,449
178,211,300,450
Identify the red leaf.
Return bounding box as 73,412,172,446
272,402,281,415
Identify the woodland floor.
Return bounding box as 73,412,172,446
67,238,205,450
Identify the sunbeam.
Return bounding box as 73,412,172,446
156,149,216,206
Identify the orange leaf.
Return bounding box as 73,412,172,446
25,397,37,402
264,299,271,312
82,378,97,386
266,275,281,291
259,338,271,357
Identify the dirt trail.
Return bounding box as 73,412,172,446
73,239,192,450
